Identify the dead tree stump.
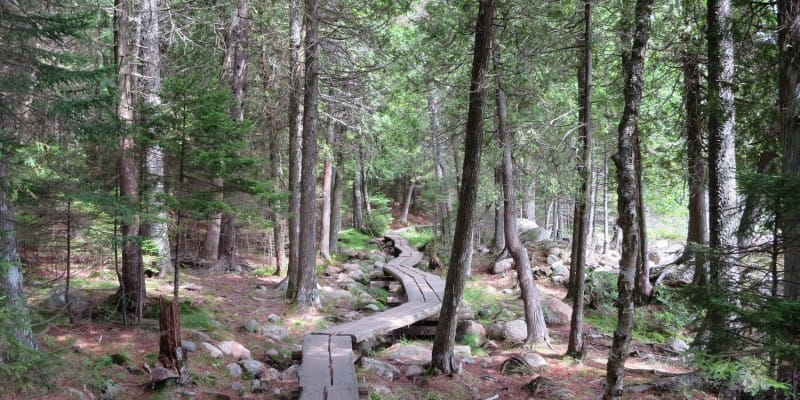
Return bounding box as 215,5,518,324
151,297,188,387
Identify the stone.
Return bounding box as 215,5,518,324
522,352,548,370
43,284,89,316
181,340,197,353
242,319,261,333
371,385,392,396
461,321,486,338
387,344,431,365
260,324,288,340
349,269,366,282
542,296,572,325
521,227,551,243
239,359,265,378
201,342,223,358
547,254,560,265
361,357,401,382
648,251,661,265
550,261,569,284
667,338,690,353
405,365,424,378
480,360,490,368
325,265,342,276
261,367,281,381
487,322,506,340
319,286,353,301
229,382,246,394
251,379,267,393
341,263,361,273
369,269,386,279
281,365,299,382
217,340,252,360
266,313,281,323
482,340,499,351
100,380,122,400
492,258,514,274
517,218,539,234
227,363,243,378
363,303,381,312
548,247,564,259
189,329,213,343
454,345,472,357
503,319,529,343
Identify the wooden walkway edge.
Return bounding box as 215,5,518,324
298,233,445,400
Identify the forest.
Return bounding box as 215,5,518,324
1,0,799,399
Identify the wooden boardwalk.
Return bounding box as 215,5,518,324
298,233,445,400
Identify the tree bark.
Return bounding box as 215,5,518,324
494,34,548,344
432,0,495,375
116,0,145,320
294,0,320,307
779,0,800,301
429,88,451,239
139,0,173,279
0,158,37,356
680,51,709,286
353,156,365,230
704,0,738,354
156,298,188,384
400,177,415,225
605,0,654,398
329,149,345,254
286,0,304,296
202,177,223,261
568,0,593,357
319,99,335,260
490,165,506,254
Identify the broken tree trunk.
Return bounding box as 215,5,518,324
153,297,188,386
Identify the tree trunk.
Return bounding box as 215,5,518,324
116,0,145,320
568,0,593,357
286,0,304,296
155,298,188,384
0,158,37,356
263,52,286,275
494,34,548,344
490,166,506,254
329,149,345,254
294,0,320,307
633,127,652,304
681,51,709,285
139,0,173,279
429,88,451,239
605,0,654,398
400,177,415,225
780,0,800,301
203,177,223,261
736,150,776,248
353,157,365,230
432,0,495,375
319,100,335,260
704,0,738,355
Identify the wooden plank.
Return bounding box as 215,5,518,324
300,334,332,397
329,335,356,386
326,386,358,400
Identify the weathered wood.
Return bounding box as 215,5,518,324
153,297,188,386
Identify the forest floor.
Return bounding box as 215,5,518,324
12,231,713,400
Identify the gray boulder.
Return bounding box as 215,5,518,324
522,352,548,370
492,258,514,274
487,321,506,340
217,340,252,360
667,338,690,353
521,227,551,243
227,363,243,378
516,218,539,234
542,296,572,325
181,340,197,353
260,324,288,340
242,319,261,333
405,365,424,378
201,342,223,358
503,319,529,343
361,357,401,382
239,359,265,378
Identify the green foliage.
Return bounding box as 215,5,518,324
362,193,392,236
176,300,216,331
695,354,790,396
337,229,374,251
400,227,433,249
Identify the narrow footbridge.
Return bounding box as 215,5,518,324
298,233,445,400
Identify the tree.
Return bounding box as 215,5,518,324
702,0,738,354
494,33,548,345
605,0,655,397
116,0,146,321
568,0,593,358
432,0,495,375
293,0,320,307
139,0,173,278
286,0,304,295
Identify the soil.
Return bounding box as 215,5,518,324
10,243,711,400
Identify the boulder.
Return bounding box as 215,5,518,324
542,296,572,325
503,319,529,343
43,284,89,316
239,359,265,378
181,340,197,353
266,313,281,323
516,218,539,234
546,254,560,265
405,365,424,378
201,342,223,358
387,344,431,365
217,340,252,360
341,263,362,273
492,258,514,274
324,265,342,276
487,322,506,340
281,365,299,382
242,319,261,333
260,324,288,340
348,269,366,282
360,357,401,381
227,363,243,378
100,380,122,400
460,321,486,339
521,227,551,243
666,338,690,353
522,352,548,370
550,261,569,284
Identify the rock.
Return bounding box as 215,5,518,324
517,218,539,234
43,284,89,316
405,365,424,378
251,379,268,393
371,385,392,396
361,357,401,381
325,265,342,276
542,296,572,325
181,340,197,353
266,313,281,323
188,329,213,343
369,269,385,279
482,340,499,351
521,227,551,243
100,380,122,400
387,344,431,365
667,338,690,353
201,342,223,358
229,382,246,394
242,319,261,333
460,321,486,338
341,263,361,273
348,269,366,282
492,258,514,274
502,288,514,295
487,322,506,340
550,261,569,284
319,286,353,302
363,304,381,312
648,251,661,265
227,363,243,378
480,359,490,368
281,365,300,382
454,345,471,357
547,254,560,265
217,340,252,360
522,352,548,370
503,319,529,343
239,359,265,378
260,324,288,340
548,247,564,259
261,367,281,381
